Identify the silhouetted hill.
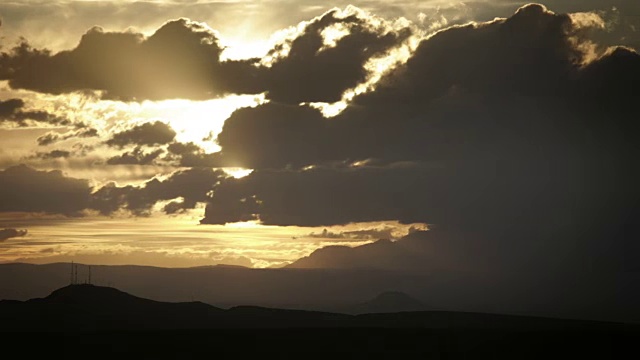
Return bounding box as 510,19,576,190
341,291,433,314
2,262,640,324
1,285,639,358
0,284,354,331
1,284,638,333
1,284,224,331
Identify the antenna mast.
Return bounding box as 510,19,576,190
70,261,74,285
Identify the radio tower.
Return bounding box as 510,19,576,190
70,261,74,285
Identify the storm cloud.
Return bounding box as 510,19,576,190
0,3,637,274
202,4,639,272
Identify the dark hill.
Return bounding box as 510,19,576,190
2,284,223,331
342,291,433,314
1,284,638,335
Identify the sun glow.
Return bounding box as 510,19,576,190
220,39,272,61
223,167,254,179
139,94,267,153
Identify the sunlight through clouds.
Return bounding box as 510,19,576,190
136,94,267,153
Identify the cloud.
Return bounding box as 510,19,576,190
106,146,164,165
1,7,413,104
165,142,219,167
213,4,636,171
0,98,69,127
106,121,176,148
203,4,639,272
3,19,227,101
37,128,98,146
32,150,71,160
91,167,228,216
0,165,227,217
202,164,437,227
25,143,96,161
234,7,414,104
0,165,92,215
214,103,329,169
307,226,417,240
0,228,27,242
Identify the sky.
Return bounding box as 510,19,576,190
0,1,638,272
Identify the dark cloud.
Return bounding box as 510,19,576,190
215,4,623,170
165,142,219,167
1,8,412,103
0,41,50,81
27,143,95,161
203,164,436,226
3,19,229,101
91,167,227,216
0,165,92,215
106,146,164,165
106,121,176,148
37,128,98,146
33,150,71,160
0,98,68,127
203,4,639,272
215,103,329,169
0,228,27,242
227,8,413,104
0,165,226,217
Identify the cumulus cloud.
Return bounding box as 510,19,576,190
2,19,230,101
0,228,28,242
106,121,176,148
237,7,414,104
0,7,413,104
91,167,228,216
165,142,219,167
203,4,639,272
0,3,637,274
0,165,92,215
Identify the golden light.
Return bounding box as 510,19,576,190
139,94,267,153
223,167,254,179
225,221,264,229
220,39,272,61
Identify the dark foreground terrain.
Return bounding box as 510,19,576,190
1,285,638,358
